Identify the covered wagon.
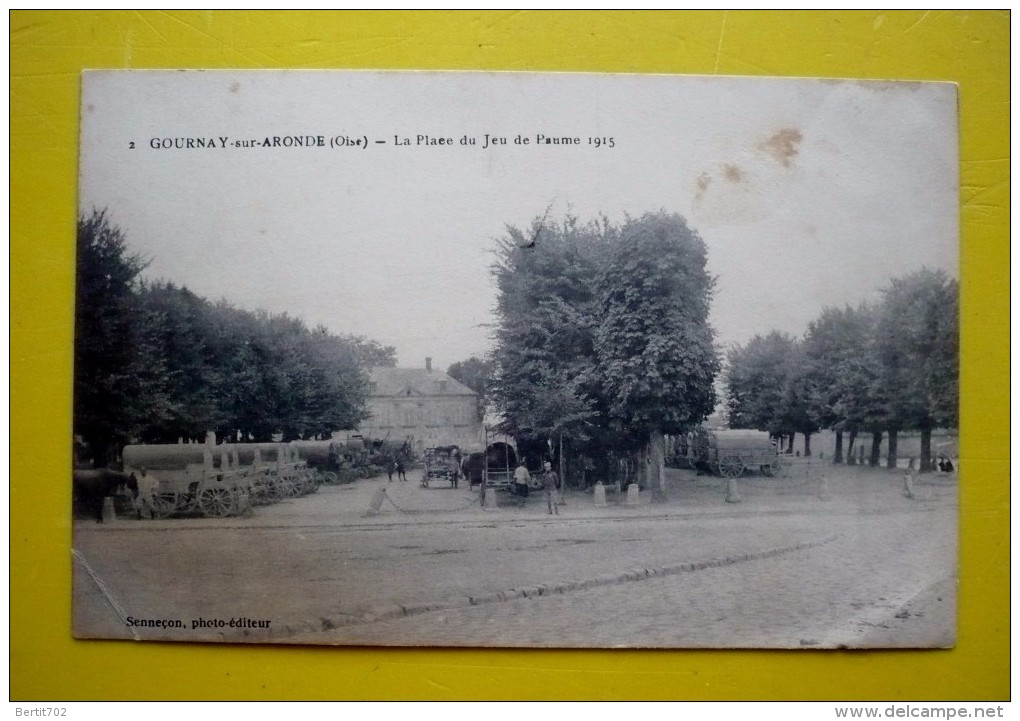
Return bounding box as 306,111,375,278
688,429,782,478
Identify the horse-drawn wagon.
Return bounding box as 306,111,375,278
679,429,782,478
421,446,460,488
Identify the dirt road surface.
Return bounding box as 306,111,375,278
72,460,957,648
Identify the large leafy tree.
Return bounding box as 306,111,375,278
725,331,794,436
74,210,166,465
134,281,226,443
725,331,818,454
489,213,611,444
803,304,878,463
874,269,958,471
594,212,720,501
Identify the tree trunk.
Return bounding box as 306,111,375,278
803,433,812,457
886,429,898,469
846,430,856,465
920,426,933,473
648,429,667,503
869,431,882,467
786,433,795,454
833,431,844,464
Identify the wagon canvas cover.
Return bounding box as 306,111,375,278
72,70,959,648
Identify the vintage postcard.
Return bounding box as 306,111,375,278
73,71,958,647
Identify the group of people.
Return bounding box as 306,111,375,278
386,458,407,481
514,459,561,515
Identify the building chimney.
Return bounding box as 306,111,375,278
425,357,432,373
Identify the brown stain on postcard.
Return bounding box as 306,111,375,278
759,128,803,168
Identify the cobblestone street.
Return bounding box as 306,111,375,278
73,461,957,649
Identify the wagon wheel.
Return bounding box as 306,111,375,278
198,487,234,518
718,455,744,478
321,471,338,486
249,479,269,505
281,478,301,497
766,455,783,476
266,478,290,499
152,491,179,519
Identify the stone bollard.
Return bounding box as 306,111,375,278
725,477,742,504
483,487,497,510
594,481,607,508
366,487,387,516
237,491,251,516
626,483,640,506
102,497,116,523
817,474,832,501
903,471,916,500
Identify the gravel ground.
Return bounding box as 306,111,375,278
72,459,957,649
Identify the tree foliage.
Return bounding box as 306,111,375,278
488,213,613,439
74,210,160,464
594,213,719,437
74,210,384,459
726,268,958,470
447,356,495,421
489,209,721,497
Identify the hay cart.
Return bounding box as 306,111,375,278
689,429,783,478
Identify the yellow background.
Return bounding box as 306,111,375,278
10,10,1009,700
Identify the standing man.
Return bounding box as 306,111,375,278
542,461,559,515
134,467,159,520
387,457,396,482
396,458,407,482
513,459,530,498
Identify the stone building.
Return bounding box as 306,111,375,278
362,358,481,452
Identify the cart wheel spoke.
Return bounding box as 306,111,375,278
153,491,178,519
198,487,234,518
719,455,744,478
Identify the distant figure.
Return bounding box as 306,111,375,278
387,458,395,482
396,459,407,482
542,461,559,515
939,457,954,472
513,460,530,498
134,467,159,520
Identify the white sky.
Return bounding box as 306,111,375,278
79,71,958,371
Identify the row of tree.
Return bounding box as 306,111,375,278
74,210,396,466
724,269,958,472
459,210,720,501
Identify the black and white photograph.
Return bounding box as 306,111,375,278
72,70,959,648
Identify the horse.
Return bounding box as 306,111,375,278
72,469,137,523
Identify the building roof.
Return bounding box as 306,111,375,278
369,367,476,398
